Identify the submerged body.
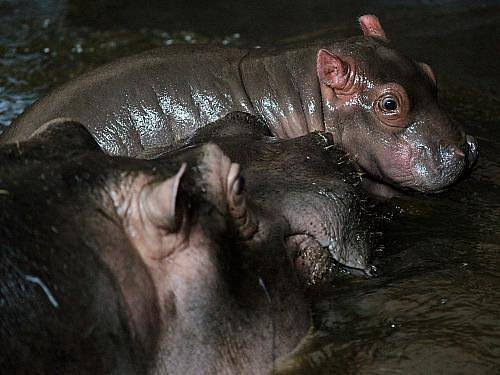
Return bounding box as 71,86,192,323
154,112,374,279
0,15,477,192
0,116,373,373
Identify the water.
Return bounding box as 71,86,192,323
1,1,499,373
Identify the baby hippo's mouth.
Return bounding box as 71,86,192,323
285,234,372,286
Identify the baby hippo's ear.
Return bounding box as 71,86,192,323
140,163,186,233
316,49,352,91
418,62,437,86
359,14,389,42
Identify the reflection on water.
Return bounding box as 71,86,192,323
0,0,244,128
1,1,499,373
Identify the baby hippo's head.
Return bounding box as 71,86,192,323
317,15,478,192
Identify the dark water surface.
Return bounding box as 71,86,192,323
1,1,499,373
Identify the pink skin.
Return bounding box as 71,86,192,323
316,15,478,193
359,14,389,42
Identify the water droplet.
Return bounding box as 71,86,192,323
73,43,83,54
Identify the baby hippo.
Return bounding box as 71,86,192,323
0,118,371,374
1,15,478,193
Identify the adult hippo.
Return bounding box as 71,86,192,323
144,111,376,282
1,15,476,192
0,116,372,373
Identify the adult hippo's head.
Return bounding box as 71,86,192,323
317,15,478,192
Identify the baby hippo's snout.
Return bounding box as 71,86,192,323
402,129,478,193
445,132,478,174
448,133,478,165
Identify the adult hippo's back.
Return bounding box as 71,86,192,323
1,15,478,192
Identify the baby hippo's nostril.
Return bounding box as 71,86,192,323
450,145,465,158
465,134,479,165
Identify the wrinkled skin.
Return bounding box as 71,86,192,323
144,111,374,280
0,118,372,373
0,15,477,193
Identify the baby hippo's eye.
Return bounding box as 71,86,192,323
373,84,409,129
380,95,398,112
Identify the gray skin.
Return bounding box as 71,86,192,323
143,111,373,280
0,118,370,374
0,15,477,193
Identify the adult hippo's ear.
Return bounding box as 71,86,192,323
199,143,258,240
140,163,186,233
29,117,101,152
359,14,389,42
226,161,258,240
123,163,188,262
126,145,258,263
